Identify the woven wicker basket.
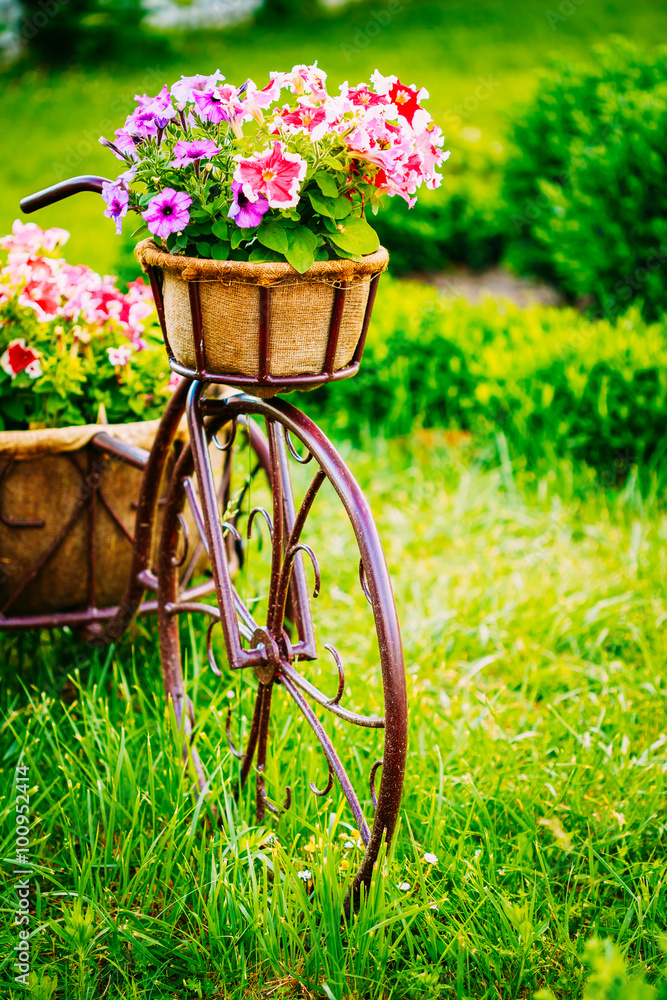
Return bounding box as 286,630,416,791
0,420,218,616
135,240,389,394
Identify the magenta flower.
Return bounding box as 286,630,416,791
171,71,225,104
228,180,269,229
102,181,129,235
233,140,307,209
142,189,192,240
194,84,244,128
171,139,221,168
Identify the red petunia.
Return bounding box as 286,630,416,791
1,339,43,379
387,80,422,126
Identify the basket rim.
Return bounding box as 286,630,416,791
135,239,389,286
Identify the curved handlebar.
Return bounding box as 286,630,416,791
20,175,111,214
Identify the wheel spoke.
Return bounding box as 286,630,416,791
279,672,371,845
280,661,384,729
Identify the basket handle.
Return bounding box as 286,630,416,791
20,175,111,214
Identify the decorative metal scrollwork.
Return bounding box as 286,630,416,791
212,419,236,453
171,513,190,568
247,506,273,540
310,761,334,797
286,543,320,599
369,759,383,810
359,559,372,605
324,644,345,705
284,428,313,465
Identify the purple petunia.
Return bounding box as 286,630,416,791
102,181,129,235
171,139,221,168
228,179,269,229
171,71,225,104
142,188,192,240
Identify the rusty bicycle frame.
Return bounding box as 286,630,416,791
1,176,408,901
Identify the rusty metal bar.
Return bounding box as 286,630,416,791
352,273,381,365
188,281,206,375
86,451,98,609
146,265,169,347
20,175,110,214
280,672,371,844
324,284,347,375
258,286,271,382
91,432,149,470
185,380,262,670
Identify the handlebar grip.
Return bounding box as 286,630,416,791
20,175,111,214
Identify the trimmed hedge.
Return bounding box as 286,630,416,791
305,279,667,480
503,38,667,320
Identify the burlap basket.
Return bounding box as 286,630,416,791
0,419,216,617
135,241,389,394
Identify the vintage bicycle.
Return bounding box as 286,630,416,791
0,175,407,902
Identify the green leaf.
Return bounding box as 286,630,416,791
285,226,318,273
327,217,380,255
257,220,289,254
211,242,230,261
196,241,212,258
308,190,353,220
211,219,229,240
249,247,285,263
314,171,339,198
326,242,363,262
131,223,149,239
230,228,245,250
230,226,254,250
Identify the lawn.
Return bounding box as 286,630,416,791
2,436,666,998
3,0,667,275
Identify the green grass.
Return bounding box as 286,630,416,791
3,0,667,275
2,436,666,998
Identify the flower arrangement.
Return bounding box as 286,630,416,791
0,221,178,432
99,64,449,273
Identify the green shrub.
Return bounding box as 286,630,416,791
503,38,667,320
17,0,162,69
305,278,667,482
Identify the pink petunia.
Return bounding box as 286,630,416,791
107,345,133,367
142,188,193,240
228,180,269,229
233,140,307,210
1,220,69,255
171,71,225,104
271,63,328,101
171,139,221,168
1,339,43,379
194,84,245,131
276,102,328,141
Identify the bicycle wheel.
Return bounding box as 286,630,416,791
157,380,407,901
